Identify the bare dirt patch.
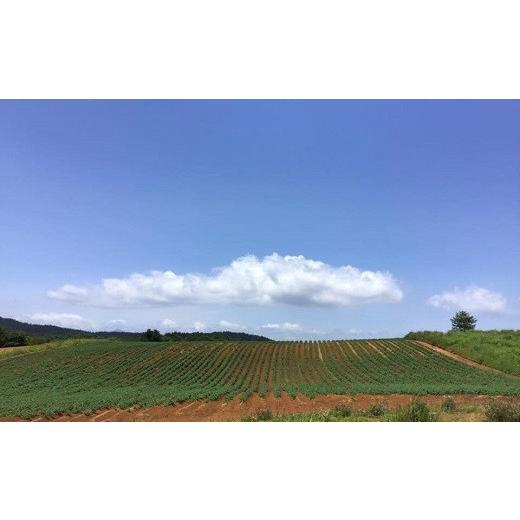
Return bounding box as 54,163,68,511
6,392,520,422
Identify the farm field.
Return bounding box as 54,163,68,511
1,338,519,419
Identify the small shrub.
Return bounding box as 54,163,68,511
484,401,520,422
441,397,456,413
255,409,273,421
394,399,436,422
330,404,352,418
367,402,387,417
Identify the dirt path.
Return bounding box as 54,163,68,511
412,340,519,378
5,392,519,422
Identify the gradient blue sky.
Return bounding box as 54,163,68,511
1,101,519,338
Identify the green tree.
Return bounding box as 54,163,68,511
143,328,162,342
0,327,28,348
450,311,477,332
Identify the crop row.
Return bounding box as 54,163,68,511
1,339,519,418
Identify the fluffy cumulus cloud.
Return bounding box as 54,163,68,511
219,320,248,331
261,322,302,331
29,312,95,330
428,286,507,313
48,253,403,308
159,319,178,332
192,321,206,332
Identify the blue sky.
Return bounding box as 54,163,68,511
1,100,519,338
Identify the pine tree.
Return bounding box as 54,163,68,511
450,311,477,332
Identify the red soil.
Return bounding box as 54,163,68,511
6,392,520,422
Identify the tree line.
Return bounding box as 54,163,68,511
142,329,272,342
0,327,28,348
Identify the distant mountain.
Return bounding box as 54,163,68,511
0,316,272,342
0,316,93,339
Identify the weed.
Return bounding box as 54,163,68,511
255,409,273,421
441,397,456,413
393,398,436,422
330,404,352,418
484,401,520,422
367,402,387,417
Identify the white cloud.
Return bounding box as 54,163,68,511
29,312,95,330
48,253,403,308
428,286,507,313
193,321,206,332
161,319,178,331
47,284,89,302
348,328,362,335
161,319,177,327
107,319,127,325
219,320,248,331
261,322,302,331
105,319,127,330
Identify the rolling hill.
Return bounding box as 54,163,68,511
0,316,271,343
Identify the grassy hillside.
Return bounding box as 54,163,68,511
0,339,80,362
405,330,520,377
1,338,519,418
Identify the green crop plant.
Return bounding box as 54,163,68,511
1,338,519,419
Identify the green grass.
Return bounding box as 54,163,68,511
484,400,520,421
241,411,375,422
0,338,83,361
391,398,437,422
242,400,436,422
405,330,520,377
242,401,520,422
1,338,520,418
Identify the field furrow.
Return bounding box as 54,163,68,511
1,338,520,419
